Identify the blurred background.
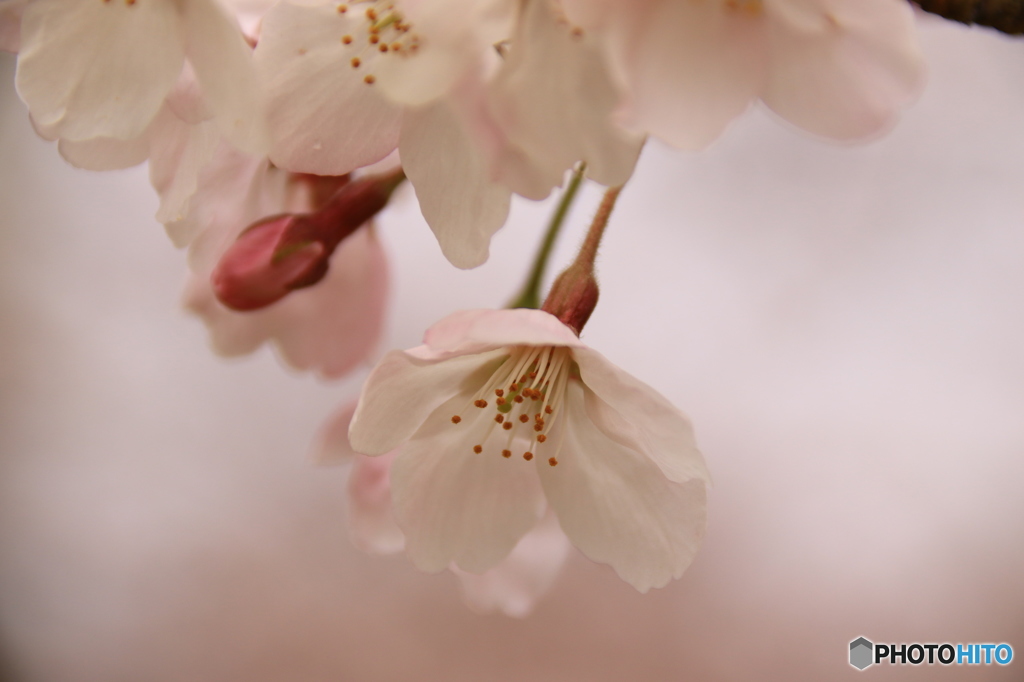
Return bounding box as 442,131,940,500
2,15,1023,682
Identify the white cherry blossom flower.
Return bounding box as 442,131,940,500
14,0,266,152
348,308,709,592
254,0,641,268
563,0,926,148
315,401,572,616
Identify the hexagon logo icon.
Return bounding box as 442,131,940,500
850,637,874,670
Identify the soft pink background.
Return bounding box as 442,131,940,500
1,16,1022,681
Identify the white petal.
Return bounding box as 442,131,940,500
616,0,766,150
311,400,358,464
148,113,221,228
454,509,570,617
761,0,926,140
348,347,507,455
573,346,710,485
254,1,402,175
540,381,707,593
487,0,642,198
57,132,150,170
347,452,406,554
180,0,269,154
16,0,184,140
400,98,511,269
373,0,512,106
423,308,583,356
390,393,546,573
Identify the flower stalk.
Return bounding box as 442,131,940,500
541,185,622,334
508,164,586,310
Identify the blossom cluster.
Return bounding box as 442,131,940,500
1,0,925,614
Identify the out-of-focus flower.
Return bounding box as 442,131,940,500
0,0,27,52
254,0,641,268
348,309,709,592
182,148,390,379
13,0,266,152
316,402,572,616
564,0,926,148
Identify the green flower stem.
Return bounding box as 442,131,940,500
508,164,586,309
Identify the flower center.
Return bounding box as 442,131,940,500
335,1,421,86
450,345,572,467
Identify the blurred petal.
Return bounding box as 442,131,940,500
400,99,510,269
761,0,926,139
454,509,570,617
348,451,406,554
180,0,268,154
149,113,221,228
16,0,184,140
489,0,642,197
617,0,765,150
312,400,359,464
57,131,150,170
540,381,707,592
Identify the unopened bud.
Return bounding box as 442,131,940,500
212,215,325,311
211,168,405,311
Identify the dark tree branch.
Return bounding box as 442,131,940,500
915,0,1024,35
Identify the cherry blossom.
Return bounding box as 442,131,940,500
563,0,926,148
14,0,266,153
348,308,709,592
254,0,642,268
315,401,572,616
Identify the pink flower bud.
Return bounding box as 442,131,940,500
211,215,326,311
211,168,405,312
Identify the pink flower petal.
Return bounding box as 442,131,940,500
423,308,583,357
348,451,406,554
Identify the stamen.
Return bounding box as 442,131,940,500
548,457,558,466
495,389,504,397
472,444,482,454
474,399,488,408
363,74,376,84
451,415,461,424
342,35,353,44
545,405,553,414
502,422,513,431
533,423,543,432
351,57,361,68
502,449,512,458
523,452,534,461
518,414,529,423
337,4,348,12
537,434,547,443
496,397,506,406
494,414,504,424
514,395,524,403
